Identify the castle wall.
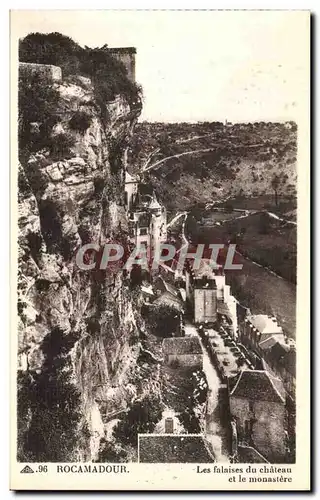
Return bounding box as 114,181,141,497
108,48,136,82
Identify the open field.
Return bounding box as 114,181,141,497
187,211,296,284
129,122,297,213
226,254,296,338
186,210,296,338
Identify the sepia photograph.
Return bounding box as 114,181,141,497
10,9,310,490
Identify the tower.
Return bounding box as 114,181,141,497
148,193,167,259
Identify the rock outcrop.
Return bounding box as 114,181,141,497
17,70,145,461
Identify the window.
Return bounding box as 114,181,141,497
139,227,148,236
165,417,174,434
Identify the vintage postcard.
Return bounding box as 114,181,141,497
10,9,310,490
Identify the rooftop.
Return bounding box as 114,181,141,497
125,171,137,183
229,369,286,404
153,291,184,312
258,334,286,351
246,314,283,335
148,196,162,210
138,434,214,463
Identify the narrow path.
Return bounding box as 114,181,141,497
167,211,187,228
143,142,266,173
185,323,230,462
176,132,216,144
267,211,297,226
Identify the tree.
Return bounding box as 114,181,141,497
143,304,181,337
18,74,60,154
113,396,163,446
271,174,281,207
17,328,81,462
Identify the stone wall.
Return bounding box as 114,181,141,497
230,396,286,462
19,62,62,82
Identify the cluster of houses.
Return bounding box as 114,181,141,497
125,173,295,463
239,314,296,398
139,259,296,463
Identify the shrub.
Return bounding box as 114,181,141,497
113,396,163,447
17,328,81,462
18,74,60,154
69,110,92,133
95,440,127,463
19,32,82,75
142,304,181,337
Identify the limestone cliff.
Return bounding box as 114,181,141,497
17,71,146,461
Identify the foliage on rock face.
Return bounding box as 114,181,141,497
19,32,143,110
113,395,163,446
95,439,127,463
17,327,81,462
177,369,208,433
18,74,60,155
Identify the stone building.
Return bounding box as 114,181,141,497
194,276,217,325
229,369,287,463
153,409,184,435
162,337,203,369
181,259,238,333
107,47,136,82
263,342,296,398
241,314,283,350
240,313,296,398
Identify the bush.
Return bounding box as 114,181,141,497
18,74,60,154
113,396,163,447
95,439,127,463
17,328,81,461
69,110,92,133
142,304,181,337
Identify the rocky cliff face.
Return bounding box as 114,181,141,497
17,73,145,461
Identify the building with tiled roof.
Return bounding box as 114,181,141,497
229,370,287,463
138,434,214,463
162,336,203,369
258,334,286,351
241,314,284,350
153,291,184,312
229,370,286,403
